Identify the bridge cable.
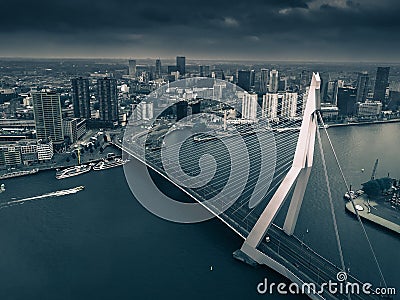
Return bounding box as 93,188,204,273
316,114,351,300
316,111,387,289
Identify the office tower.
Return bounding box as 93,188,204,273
71,77,91,119
128,59,137,77
241,93,258,120
373,67,390,102
176,56,186,75
269,69,279,93
176,101,188,121
324,80,339,105
337,87,357,115
356,71,369,103
200,65,210,77
32,92,64,147
260,68,269,93
155,59,162,79
237,70,255,92
97,78,118,124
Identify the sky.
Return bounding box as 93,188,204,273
0,0,399,62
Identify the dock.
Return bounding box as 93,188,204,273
345,195,400,234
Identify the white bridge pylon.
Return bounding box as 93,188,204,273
242,72,321,250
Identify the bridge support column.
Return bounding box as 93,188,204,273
283,167,312,235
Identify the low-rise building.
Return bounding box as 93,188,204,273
356,101,382,117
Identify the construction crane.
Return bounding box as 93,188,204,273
371,158,379,180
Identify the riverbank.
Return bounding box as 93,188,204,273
327,118,400,128
0,144,121,179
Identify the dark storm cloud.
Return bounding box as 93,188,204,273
0,0,399,61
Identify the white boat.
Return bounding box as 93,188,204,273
56,165,91,179
0,168,39,179
93,157,129,171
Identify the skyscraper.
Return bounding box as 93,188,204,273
97,78,118,124
32,92,64,147
269,70,279,93
71,77,91,119
260,68,269,93
356,71,369,103
237,70,255,92
373,67,390,102
241,93,258,120
128,59,137,77
337,87,357,115
155,59,162,79
176,56,186,75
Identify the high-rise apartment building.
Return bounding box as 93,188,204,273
268,70,279,93
155,59,162,79
241,93,258,120
373,67,390,102
260,68,269,93
97,78,118,124
128,59,137,77
32,92,64,147
71,77,91,119
356,71,369,103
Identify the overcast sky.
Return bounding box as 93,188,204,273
0,0,399,62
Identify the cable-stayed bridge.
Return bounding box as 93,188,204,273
115,75,387,300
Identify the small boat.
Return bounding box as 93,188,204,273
344,191,356,200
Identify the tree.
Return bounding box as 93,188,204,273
71,153,77,159
377,177,393,191
66,157,70,162
362,180,381,196
362,177,393,196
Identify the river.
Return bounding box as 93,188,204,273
0,123,399,300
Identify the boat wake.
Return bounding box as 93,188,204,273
0,186,85,209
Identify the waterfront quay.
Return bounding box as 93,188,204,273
345,195,400,234
0,130,122,179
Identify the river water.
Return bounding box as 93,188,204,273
0,123,399,300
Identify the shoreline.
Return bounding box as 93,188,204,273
0,144,122,180
326,118,400,128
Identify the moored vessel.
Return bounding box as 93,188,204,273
55,165,91,179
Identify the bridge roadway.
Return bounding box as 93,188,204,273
112,139,382,300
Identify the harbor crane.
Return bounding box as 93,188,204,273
371,158,379,180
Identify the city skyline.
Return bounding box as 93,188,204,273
0,0,399,62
